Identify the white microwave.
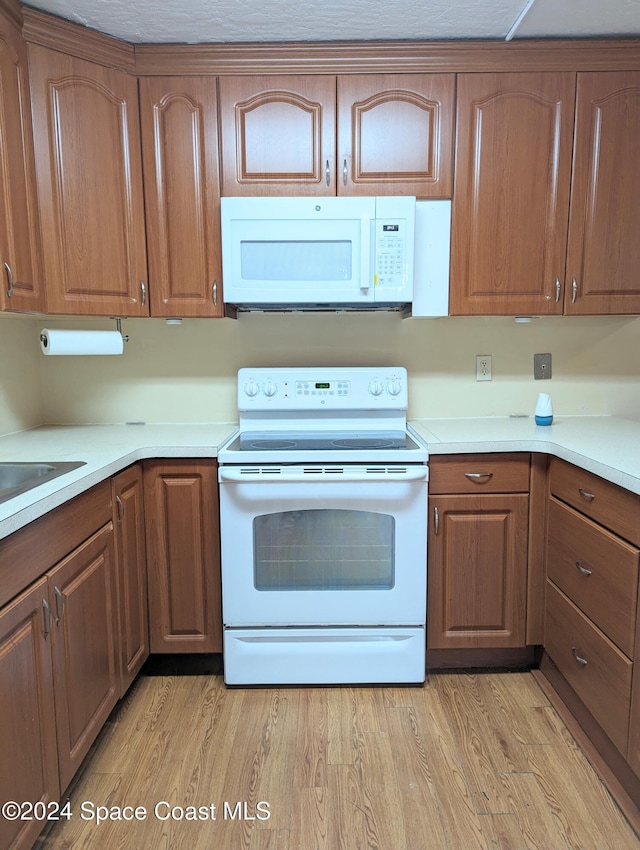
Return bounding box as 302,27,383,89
221,195,420,311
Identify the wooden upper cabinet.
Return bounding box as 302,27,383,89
337,74,454,197
219,74,337,196
28,44,148,316
139,76,224,316
0,8,45,312
565,72,640,315
450,73,575,316
219,73,454,197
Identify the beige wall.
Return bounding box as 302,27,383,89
0,314,43,436
28,312,640,425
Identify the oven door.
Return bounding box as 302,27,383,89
218,464,427,627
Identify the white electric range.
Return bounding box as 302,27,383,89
217,367,428,686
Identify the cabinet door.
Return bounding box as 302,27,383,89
337,74,454,197
139,76,224,317
219,75,336,196
28,44,148,315
0,579,58,850
565,72,640,315
112,465,148,697
427,493,529,649
0,10,45,312
450,73,575,316
48,523,118,792
144,460,222,653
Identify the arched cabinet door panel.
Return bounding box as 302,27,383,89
28,44,148,315
565,71,640,315
337,74,454,197
139,76,223,316
450,72,575,316
219,75,337,196
0,11,45,312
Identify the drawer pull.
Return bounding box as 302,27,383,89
572,647,588,666
578,487,596,501
434,506,439,535
465,472,493,482
575,561,592,576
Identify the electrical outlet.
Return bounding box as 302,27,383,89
534,353,552,380
476,355,492,381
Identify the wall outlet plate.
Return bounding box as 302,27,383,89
476,355,492,381
534,353,552,380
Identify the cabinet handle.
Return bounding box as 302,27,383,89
42,599,52,638
115,494,124,526
140,280,147,306
571,279,578,304
571,647,588,666
434,506,439,535
325,160,330,187
555,278,561,303
3,262,14,297
343,158,348,186
575,560,592,576
212,280,218,307
54,586,66,625
578,487,596,501
465,472,493,482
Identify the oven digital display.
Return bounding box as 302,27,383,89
315,382,330,389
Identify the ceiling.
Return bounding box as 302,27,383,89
21,0,640,44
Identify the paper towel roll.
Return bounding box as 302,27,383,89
40,329,124,356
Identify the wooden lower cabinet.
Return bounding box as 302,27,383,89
112,465,149,696
427,492,529,649
144,459,222,653
48,523,119,792
0,579,58,850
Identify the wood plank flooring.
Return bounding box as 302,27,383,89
37,666,640,849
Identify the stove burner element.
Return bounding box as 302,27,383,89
330,438,395,448
250,440,298,449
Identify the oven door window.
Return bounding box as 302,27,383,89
253,509,394,590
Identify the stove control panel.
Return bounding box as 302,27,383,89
238,367,408,410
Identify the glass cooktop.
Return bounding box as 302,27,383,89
225,430,421,453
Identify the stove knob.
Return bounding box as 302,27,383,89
387,379,403,396
263,381,278,398
244,379,260,398
368,379,384,397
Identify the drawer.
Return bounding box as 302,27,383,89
545,580,632,755
549,457,640,546
547,497,639,657
429,453,530,494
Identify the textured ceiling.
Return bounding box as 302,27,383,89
21,0,640,44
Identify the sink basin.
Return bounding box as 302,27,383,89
0,461,87,504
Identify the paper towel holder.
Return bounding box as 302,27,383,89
113,318,130,343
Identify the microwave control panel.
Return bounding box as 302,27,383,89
374,220,408,289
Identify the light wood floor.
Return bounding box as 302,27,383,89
38,665,640,849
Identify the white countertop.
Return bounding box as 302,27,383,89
1,415,639,541
0,423,237,540
411,415,640,495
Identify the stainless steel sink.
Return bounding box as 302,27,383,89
0,461,87,504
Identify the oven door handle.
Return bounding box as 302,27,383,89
218,467,428,483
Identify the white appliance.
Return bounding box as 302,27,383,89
217,367,428,686
221,195,450,313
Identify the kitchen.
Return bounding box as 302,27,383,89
2,0,640,846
